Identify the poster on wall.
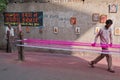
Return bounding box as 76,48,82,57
109,4,118,13
75,27,80,34
53,27,58,34
95,27,100,34
3,12,43,26
92,13,99,22
26,26,30,33
100,15,107,23
70,17,76,25
114,27,120,36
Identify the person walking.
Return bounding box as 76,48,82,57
89,19,115,73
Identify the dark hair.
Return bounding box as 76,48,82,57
106,19,113,25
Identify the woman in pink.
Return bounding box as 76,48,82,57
90,19,115,73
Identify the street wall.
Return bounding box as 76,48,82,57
0,0,120,51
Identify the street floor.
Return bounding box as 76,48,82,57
0,50,120,80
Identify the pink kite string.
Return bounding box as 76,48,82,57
22,39,120,49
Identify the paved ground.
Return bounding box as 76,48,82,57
0,50,120,80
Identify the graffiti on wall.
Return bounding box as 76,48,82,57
43,12,73,27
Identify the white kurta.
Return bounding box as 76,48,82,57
6,27,14,37
94,27,112,45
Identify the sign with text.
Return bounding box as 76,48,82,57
3,12,43,26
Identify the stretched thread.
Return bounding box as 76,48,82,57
22,39,120,48
17,44,120,54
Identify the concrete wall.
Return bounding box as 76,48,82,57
0,12,6,49
0,0,120,49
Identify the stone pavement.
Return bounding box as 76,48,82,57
0,50,120,80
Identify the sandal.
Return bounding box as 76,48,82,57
89,61,95,68
107,69,115,73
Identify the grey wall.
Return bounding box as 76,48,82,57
0,0,120,50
